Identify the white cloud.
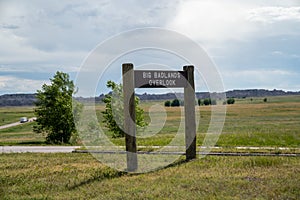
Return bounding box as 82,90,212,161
168,1,300,44
0,28,85,73
167,0,300,92
0,0,178,74
167,0,253,42
222,69,299,91
225,69,295,79
1,0,179,52
271,51,284,56
0,76,49,94
270,50,300,59
247,7,300,23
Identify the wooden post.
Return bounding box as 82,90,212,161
183,65,196,160
122,63,138,171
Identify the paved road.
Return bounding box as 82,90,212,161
1,146,298,155
0,146,81,153
0,117,37,130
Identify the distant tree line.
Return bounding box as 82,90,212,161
164,99,184,107
198,98,217,106
1,88,294,107
165,97,236,107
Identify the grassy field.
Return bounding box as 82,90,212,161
0,96,299,149
99,96,300,149
0,122,46,145
0,153,299,199
0,106,35,126
0,96,299,199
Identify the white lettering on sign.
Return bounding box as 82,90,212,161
149,79,176,87
134,70,187,88
143,72,151,79
154,72,181,79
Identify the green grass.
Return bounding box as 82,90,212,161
0,96,299,148
1,97,299,199
0,107,35,126
0,153,299,199
0,122,46,145
234,95,300,104
217,102,300,147
101,96,300,148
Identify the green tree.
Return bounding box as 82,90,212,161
102,81,147,138
227,98,235,105
171,99,180,107
164,100,171,107
198,99,202,106
34,71,82,144
203,98,211,106
263,98,267,102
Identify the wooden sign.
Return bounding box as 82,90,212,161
122,63,196,172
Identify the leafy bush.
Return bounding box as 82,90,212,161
171,99,180,107
164,101,171,107
227,98,235,105
198,99,202,106
263,98,268,102
203,98,211,106
199,98,217,106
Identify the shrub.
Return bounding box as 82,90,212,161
171,99,180,107
227,98,235,105
164,101,171,107
203,98,211,106
263,98,267,102
198,99,202,106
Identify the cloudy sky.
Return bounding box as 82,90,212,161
0,0,300,96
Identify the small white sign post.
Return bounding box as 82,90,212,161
122,63,196,172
